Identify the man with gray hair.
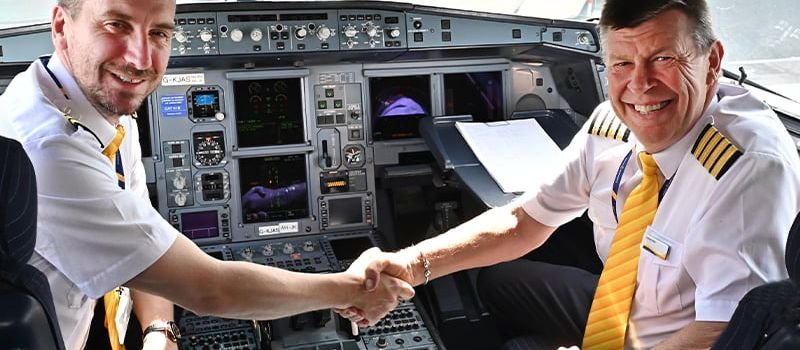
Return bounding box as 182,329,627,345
342,0,800,348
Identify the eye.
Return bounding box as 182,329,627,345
611,61,631,72
105,21,125,30
151,30,170,39
655,56,675,63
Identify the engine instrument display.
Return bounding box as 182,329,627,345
233,78,304,147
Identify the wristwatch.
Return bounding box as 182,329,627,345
142,321,181,343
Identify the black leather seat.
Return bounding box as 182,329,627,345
712,211,800,349
0,136,65,350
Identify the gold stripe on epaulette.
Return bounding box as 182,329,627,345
587,113,630,142
691,124,742,180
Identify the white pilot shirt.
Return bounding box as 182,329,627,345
523,83,800,349
0,54,178,350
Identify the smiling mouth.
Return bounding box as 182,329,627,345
633,100,672,114
111,71,144,84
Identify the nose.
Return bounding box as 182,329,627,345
124,30,153,71
627,63,654,95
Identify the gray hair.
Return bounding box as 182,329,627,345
598,0,717,55
57,0,83,16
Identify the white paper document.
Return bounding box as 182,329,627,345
456,119,564,193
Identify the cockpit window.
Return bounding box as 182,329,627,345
2,0,797,102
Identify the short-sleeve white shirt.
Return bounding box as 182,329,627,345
523,83,800,349
0,54,178,350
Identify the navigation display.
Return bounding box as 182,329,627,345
239,154,309,224
233,78,304,147
369,75,431,140
180,210,219,240
444,71,504,121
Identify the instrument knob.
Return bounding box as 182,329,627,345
172,174,186,190
283,243,294,254
250,28,263,42
387,28,401,39
230,28,243,42
295,27,308,39
199,29,213,42
174,30,188,43
365,23,379,37
343,25,358,38
316,26,332,41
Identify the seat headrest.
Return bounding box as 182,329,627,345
0,137,37,265
786,210,800,284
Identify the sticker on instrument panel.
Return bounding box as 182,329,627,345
160,95,188,117
259,222,300,235
161,73,205,86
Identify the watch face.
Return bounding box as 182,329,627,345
168,321,182,341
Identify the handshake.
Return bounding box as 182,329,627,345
338,247,424,327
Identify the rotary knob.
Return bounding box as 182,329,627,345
295,27,308,39
303,241,314,252
283,243,294,254
365,23,379,37
199,29,213,42
229,28,243,42
174,30,188,43
316,26,332,41
174,192,187,206
172,174,186,190
177,45,187,55
343,25,358,38
386,28,401,39
240,248,254,261
262,245,274,257
250,28,263,42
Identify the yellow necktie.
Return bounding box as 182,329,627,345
582,152,660,350
102,124,127,350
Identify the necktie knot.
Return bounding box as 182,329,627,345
639,152,659,177
102,124,125,163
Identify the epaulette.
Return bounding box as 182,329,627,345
691,124,742,180
61,113,105,148
587,112,630,142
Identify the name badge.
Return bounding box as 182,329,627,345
115,287,133,344
643,234,670,260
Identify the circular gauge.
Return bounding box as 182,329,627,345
195,137,225,166
343,144,365,168
248,82,262,95
273,80,288,93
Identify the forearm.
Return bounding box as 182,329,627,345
132,289,175,329
400,203,555,286
654,321,727,350
132,289,177,350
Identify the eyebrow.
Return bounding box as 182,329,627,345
100,10,176,32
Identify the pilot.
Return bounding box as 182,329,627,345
342,0,800,348
0,0,414,349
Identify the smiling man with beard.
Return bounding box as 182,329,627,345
0,1,415,349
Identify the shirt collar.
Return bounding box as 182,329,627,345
644,93,720,177
45,53,118,148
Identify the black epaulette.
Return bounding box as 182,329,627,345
691,124,742,180
587,112,630,142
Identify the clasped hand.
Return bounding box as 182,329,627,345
337,247,417,327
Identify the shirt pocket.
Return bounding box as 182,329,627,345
635,226,686,315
